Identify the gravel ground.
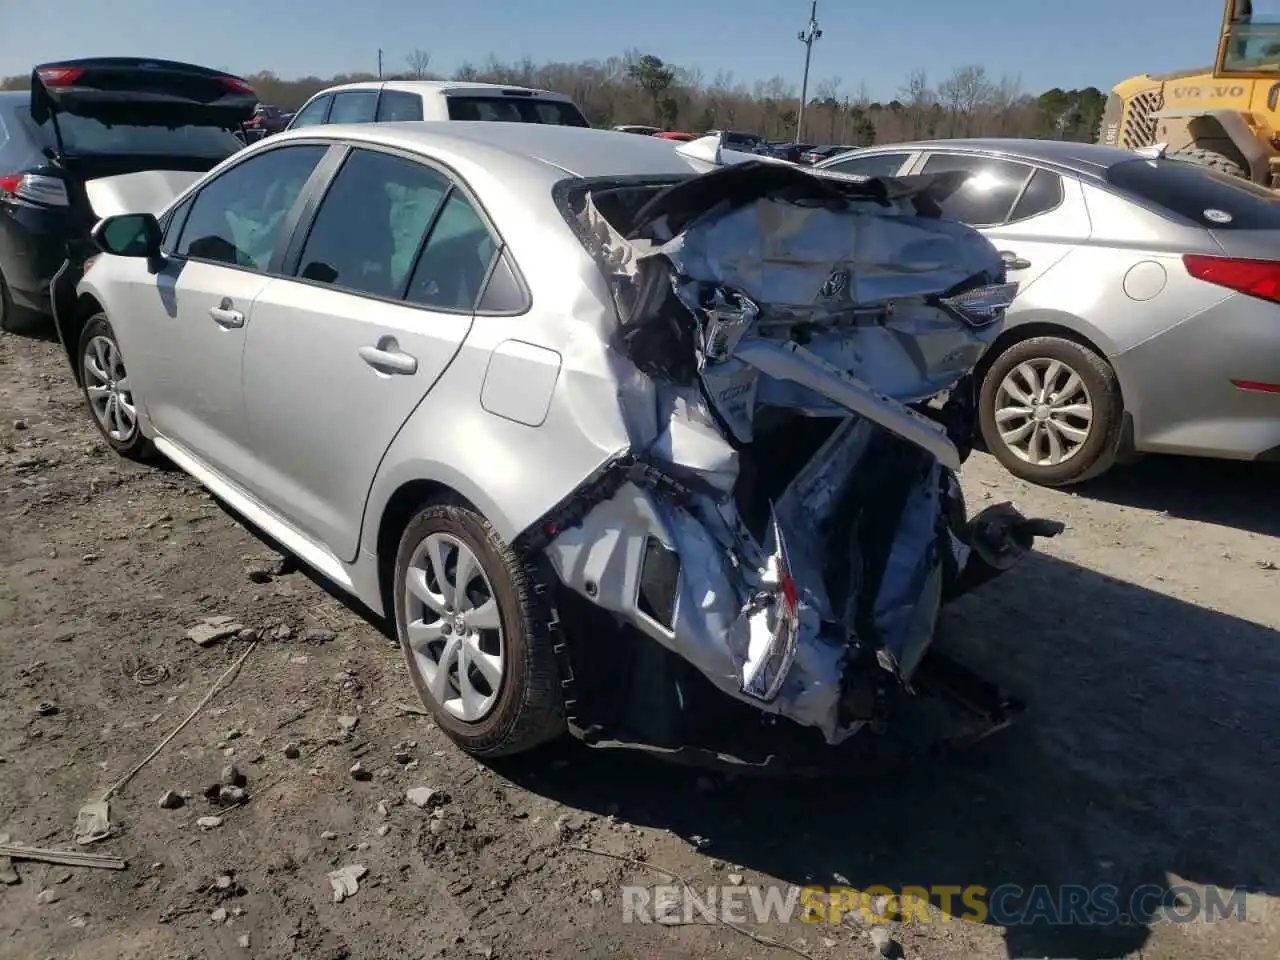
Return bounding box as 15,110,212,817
1,327,1278,960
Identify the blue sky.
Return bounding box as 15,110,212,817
0,0,1225,100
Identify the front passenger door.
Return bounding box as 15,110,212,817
127,143,330,487
241,147,497,557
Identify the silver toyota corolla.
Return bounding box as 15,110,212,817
68,123,1061,764
818,139,1280,485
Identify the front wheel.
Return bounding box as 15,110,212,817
392,502,565,757
77,313,153,461
978,336,1123,486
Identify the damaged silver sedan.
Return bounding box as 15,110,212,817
74,123,1061,765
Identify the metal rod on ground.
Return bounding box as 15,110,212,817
795,0,822,143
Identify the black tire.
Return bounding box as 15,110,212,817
1169,147,1247,179
0,271,45,336
393,502,564,757
978,335,1123,486
77,313,154,461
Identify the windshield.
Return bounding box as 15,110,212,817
445,96,589,126
26,111,241,159
1107,156,1280,229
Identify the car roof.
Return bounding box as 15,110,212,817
829,138,1143,179
268,121,706,181
310,80,573,102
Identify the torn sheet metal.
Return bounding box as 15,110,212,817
547,160,1060,745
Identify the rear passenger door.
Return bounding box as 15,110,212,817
376,90,424,122
328,90,379,125
913,152,1086,296
240,146,501,558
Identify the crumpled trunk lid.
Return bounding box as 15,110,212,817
541,160,1058,746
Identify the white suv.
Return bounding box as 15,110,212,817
286,80,590,130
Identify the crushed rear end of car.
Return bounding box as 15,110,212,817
521,161,1063,770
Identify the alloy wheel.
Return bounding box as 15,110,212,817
402,532,505,722
83,334,138,443
994,357,1094,466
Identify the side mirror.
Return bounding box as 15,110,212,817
90,213,163,260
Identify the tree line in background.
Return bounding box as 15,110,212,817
0,49,1109,145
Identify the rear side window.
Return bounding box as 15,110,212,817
290,94,332,128
919,153,1034,226
406,191,498,310
445,95,589,126
1107,157,1280,229
328,91,378,124
376,90,424,122
0,105,42,170
1009,168,1064,222
296,148,449,298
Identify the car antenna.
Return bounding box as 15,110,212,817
1132,142,1168,159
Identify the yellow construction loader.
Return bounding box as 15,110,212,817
1100,0,1280,184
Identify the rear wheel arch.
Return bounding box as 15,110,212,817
375,479,474,622
975,320,1124,406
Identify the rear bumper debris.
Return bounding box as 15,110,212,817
534,160,1063,758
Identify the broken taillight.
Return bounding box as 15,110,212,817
36,66,85,86
0,173,68,207
741,515,800,702
937,281,1019,327
1183,254,1280,304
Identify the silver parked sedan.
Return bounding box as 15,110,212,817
68,123,1060,763
818,139,1280,485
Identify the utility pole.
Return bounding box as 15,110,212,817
377,49,384,79
795,0,822,143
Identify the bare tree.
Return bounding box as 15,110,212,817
40,52,1102,145
405,49,433,80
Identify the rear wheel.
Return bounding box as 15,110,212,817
978,336,1123,486
0,271,43,336
1168,146,1247,180
393,502,564,758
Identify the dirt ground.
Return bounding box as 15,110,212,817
1,326,1278,960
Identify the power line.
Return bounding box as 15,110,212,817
794,0,822,143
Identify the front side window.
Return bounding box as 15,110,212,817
1219,0,1280,74
406,191,498,310
290,95,332,129
822,152,911,178
176,144,327,270
376,90,424,122
918,153,1034,226
296,148,450,298
328,91,378,124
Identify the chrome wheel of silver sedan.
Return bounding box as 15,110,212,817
994,358,1093,466
403,532,505,722
83,334,138,443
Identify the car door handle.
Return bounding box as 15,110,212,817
1000,251,1032,271
208,300,245,328
359,344,418,375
